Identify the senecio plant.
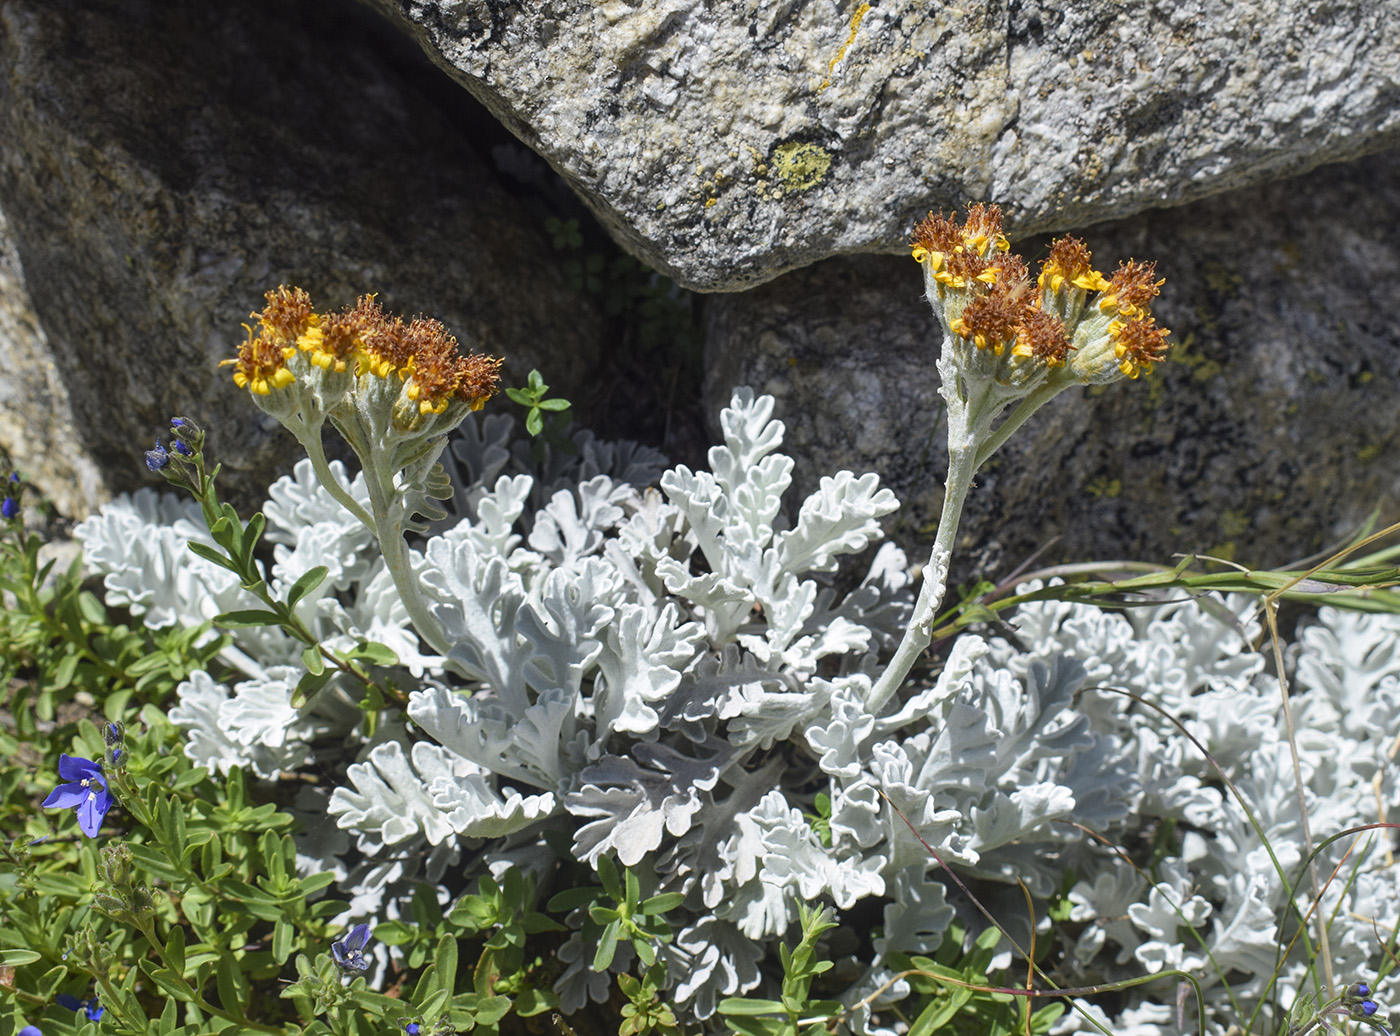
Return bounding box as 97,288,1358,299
872,204,1169,711
221,287,504,658
10,205,1400,1036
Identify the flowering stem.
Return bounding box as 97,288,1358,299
867,352,989,713
972,379,1065,470
296,428,376,531
866,450,971,713
357,453,452,660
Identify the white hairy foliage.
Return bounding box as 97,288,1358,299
75,399,1400,1034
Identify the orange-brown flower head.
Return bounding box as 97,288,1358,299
960,203,1009,255
396,317,504,416
455,353,506,411
401,318,464,415
256,285,317,346
226,286,504,423
351,312,406,380
910,203,1010,291
1038,237,1105,295
1012,306,1072,367
1098,260,1163,320
950,255,1034,356
1111,316,1171,379
221,324,297,396
311,305,369,373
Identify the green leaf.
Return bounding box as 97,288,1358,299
597,856,622,900
226,766,246,809
373,920,415,947
513,988,558,1017
291,669,334,709
286,566,328,609
260,830,287,886
346,640,401,666
473,995,513,1026
50,651,79,690
435,933,459,994
301,644,326,676
217,951,251,1018
537,398,571,412
299,872,336,895
166,924,186,974
158,995,178,1036
0,949,40,966
723,1017,783,1036
588,905,621,925
272,918,295,965
641,892,685,914
77,589,108,624
124,842,184,883
593,919,620,972
141,961,194,1002
213,609,286,629
172,766,210,792
241,512,267,568
545,887,601,913
718,998,787,1016
418,988,451,1021
186,541,240,573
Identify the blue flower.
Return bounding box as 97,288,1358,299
42,755,115,838
1,495,17,520
172,439,194,457
330,922,373,972
404,1024,422,1035
18,1025,42,1036
144,441,170,471
55,993,104,1020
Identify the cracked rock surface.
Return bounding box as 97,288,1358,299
366,0,1400,290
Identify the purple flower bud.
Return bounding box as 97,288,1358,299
145,441,171,472
1,496,17,520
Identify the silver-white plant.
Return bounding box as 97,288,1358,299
76,387,1400,1033
71,225,1399,1035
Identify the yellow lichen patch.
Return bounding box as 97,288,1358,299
770,142,831,193
818,2,872,91
1084,476,1122,500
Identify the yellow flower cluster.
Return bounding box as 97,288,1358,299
911,204,1170,381
223,287,503,414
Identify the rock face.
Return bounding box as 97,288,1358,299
361,0,1400,291
704,149,1400,575
0,0,604,517
1,0,1395,574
